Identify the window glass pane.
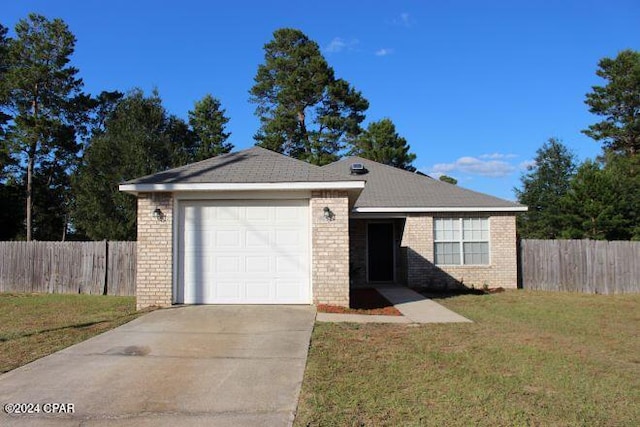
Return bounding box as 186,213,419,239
463,218,488,241
463,242,489,265
479,218,489,240
435,242,460,265
434,219,444,240
435,218,459,241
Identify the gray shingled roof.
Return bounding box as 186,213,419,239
123,147,524,210
321,156,525,210
123,146,351,184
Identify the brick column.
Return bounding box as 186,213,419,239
136,193,173,309
401,214,433,287
488,214,518,288
311,190,350,306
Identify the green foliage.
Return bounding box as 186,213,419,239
73,89,178,240
0,23,11,146
73,89,232,240
350,118,416,171
583,50,640,156
608,154,640,239
187,94,232,160
250,28,368,165
0,180,22,240
439,175,457,185
2,14,88,240
560,159,628,240
515,138,576,238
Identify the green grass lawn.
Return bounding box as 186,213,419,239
295,290,640,426
0,293,148,374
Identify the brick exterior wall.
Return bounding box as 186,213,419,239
136,193,173,309
311,191,350,306
401,215,433,287
400,213,518,289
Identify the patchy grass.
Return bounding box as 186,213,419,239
317,288,402,316
0,293,150,373
296,290,640,426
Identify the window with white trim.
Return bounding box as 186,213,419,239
434,217,489,265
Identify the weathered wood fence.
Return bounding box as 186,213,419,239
520,239,640,294
0,241,136,296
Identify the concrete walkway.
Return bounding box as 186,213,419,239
0,305,316,427
317,286,472,324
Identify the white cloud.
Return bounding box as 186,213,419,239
393,12,412,27
479,153,518,160
375,48,393,56
430,156,516,178
325,37,358,53
519,160,536,170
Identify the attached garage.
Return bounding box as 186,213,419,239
119,146,366,309
177,199,310,304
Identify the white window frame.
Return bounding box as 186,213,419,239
433,217,490,266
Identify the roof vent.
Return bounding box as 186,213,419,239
350,163,367,175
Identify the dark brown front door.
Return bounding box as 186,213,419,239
368,223,394,282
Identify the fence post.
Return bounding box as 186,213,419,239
103,240,109,295
516,237,523,289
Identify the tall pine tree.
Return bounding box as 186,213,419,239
583,49,640,156
73,89,180,240
350,118,416,171
250,28,368,165
187,94,232,161
515,138,577,238
3,14,88,240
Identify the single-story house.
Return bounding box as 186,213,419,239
119,146,526,309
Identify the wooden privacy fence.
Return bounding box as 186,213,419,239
520,239,640,294
0,241,136,296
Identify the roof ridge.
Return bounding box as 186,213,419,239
323,155,524,208
330,155,433,180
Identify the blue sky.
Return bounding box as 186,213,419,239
4,0,640,200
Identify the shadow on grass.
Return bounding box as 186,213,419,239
0,312,144,343
417,286,505,300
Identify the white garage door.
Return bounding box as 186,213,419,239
178,199,310,304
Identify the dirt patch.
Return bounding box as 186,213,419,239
317,289,402,316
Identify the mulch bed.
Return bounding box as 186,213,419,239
317,288,402,316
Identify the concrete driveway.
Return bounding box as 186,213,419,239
0,305,316,426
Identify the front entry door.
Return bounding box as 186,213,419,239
367,223,394,282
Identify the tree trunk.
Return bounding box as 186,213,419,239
27,84,39,241
297,109,309,157
26,155,33,241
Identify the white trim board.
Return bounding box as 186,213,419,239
353,206,528,213
119,181,365,194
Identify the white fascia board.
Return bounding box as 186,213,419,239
119,181,365,194
353,206,528,213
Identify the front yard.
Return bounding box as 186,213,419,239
295,290,640,426
0,293,146,373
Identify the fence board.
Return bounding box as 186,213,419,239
0,241,136,296
107,241,137,296
521,239,640,294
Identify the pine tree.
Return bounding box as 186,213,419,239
3,14,88,240
188,94,232,160
350,118,416,171
515,138,577,238
583,50,640,156
250,28,368,165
